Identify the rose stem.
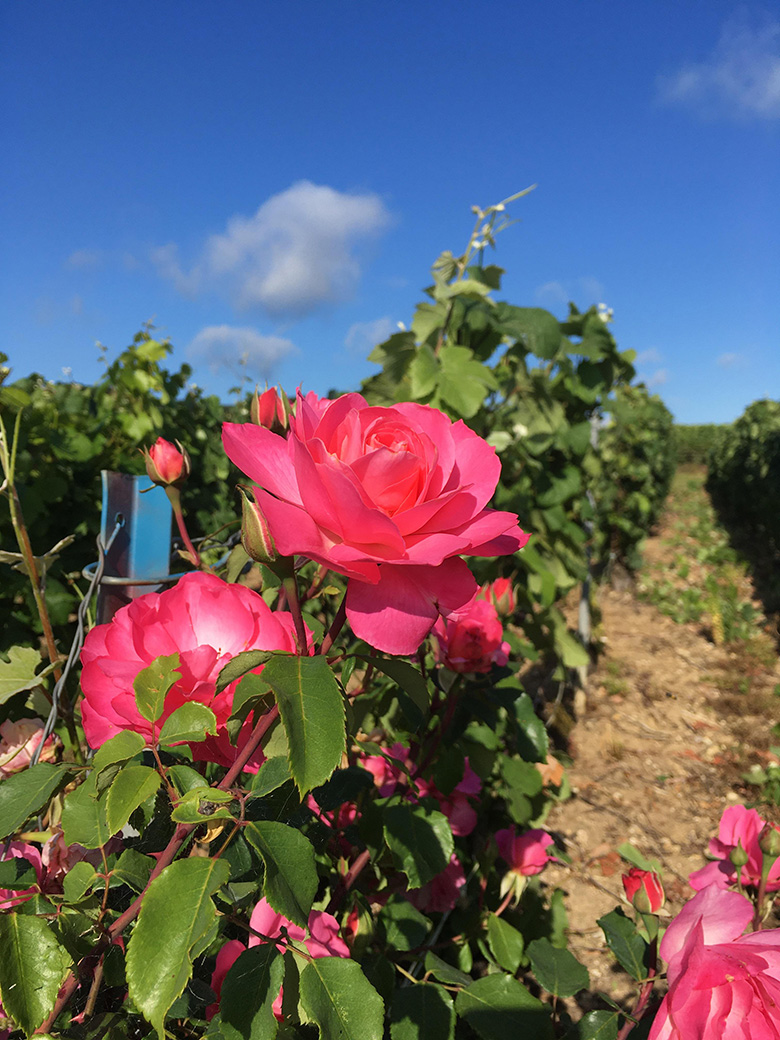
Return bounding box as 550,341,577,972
616,936,658,1040
281,574,308,653
319,593,348,656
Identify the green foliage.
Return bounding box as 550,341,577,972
674,423,728,466
595,384,676,572
0,914,72,1035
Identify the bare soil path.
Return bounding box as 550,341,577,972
542,468,780,1012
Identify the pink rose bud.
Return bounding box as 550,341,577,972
238,486,278,564
143,437,191,488
250,386,288,433
479,577,515,617
622,868,665,914
759,823,780,861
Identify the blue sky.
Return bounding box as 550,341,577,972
2,1,778,424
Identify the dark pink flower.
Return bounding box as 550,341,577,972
689,804,780,893
432,597,510,673
622,868,665,914
143,437,190,487
649,885,780,1039
206,939,246,1021
496,828,554,876
80,572,305,769
0,842,43,910
223,391,528,654
408,854,467,914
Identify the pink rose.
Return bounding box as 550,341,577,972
478,577,515,616
41,826,119,888
649,885,780,1039
143,436,190,487
249,898,350,1018
80,572,304,768
408,853,467,914
432,597,510,673
496,828,554,876
206,939,246,1021
222,391,529,654
0,841,43,910
689,804,780,893
0,718,58,777
622,868,665,914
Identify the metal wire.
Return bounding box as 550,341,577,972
30,515,124,764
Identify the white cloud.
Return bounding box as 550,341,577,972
70,295,84,316
153,181,391,317
187,325,296,379
534,277,605,308
345,316,396,355
65,248,103,270
534,281,568,305
658,16,780,119
717,352,745,368
646,368,669,388
635,348,663,366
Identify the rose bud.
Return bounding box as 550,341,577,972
478,577,515,617
250,386,288,434
759,823,780,862
238,485,277,564
622,868,665,914
730,839,750,870
143,437,191,488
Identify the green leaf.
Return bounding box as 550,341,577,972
299,957,384,1040
500,306,561,360
423,952,471,988
0,646,45,703
455,975,553,1040
508,693,549,762
112,849,155,893
62,861,97,903
383,804,453,889
310,766,373,811
244,820,318,928
168,763,210,796
158,703,218,745
105,765,161,836
60,773,111,850
487,916,525,974
409,345,440,398
250,756,293,799
219,945,284,1040
216,650,275,694
126,857,230,1040
92,731,146,793
380,898,431,952
358,656,431,717
597,909,649,982
527,937,589,997
0,856,39,890
576,1010,620,1039
616,842,663,876
390,983,455,1040
133,652,181,724
262,655,346,796
170,787,236,825
436,346,497,418
0,763,70,839
0,914,72,1035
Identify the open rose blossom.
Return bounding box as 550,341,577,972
689,804,780,893
432,596,510,673
496,828,555,876
0,718,58,777
222,391,529,654
649,885,780,1039
80,572,305,768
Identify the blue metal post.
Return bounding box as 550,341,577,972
97,471,172,623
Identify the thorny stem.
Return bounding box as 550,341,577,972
36,706,280,1033
616,936,658,1040
326,848,371,915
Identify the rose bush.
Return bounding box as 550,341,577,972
649,885,780,1039
223,391,529,653
79,571,306,767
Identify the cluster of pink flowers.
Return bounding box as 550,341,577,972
689,804,780,892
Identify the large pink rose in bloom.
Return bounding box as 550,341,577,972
222,391,529,654
649,885,780,1039
432,597,510,673
80,572,302,765
689,804,780,893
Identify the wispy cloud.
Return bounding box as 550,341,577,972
534,277,605,308
646,368,669,388
717,351,746,368
635,348,663,366
658,15,780,119
187,325,296,380
345,316,396,355
153,181,391,318
65,248,103,270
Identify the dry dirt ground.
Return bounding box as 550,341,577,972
539,478,780,1015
